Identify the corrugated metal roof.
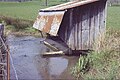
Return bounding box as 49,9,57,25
33,11,65,36
40,0,99,11
33,0,99,36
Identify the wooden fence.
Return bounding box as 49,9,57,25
0,24,9,80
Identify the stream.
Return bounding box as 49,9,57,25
7,35,79,80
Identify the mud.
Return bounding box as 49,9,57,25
7,35,79,80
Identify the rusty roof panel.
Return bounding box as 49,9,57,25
33,11,65,36
33,0,99,36
40,0,99,11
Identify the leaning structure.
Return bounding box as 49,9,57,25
33,0,107,54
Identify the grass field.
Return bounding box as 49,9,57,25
0,0,66,20
0,1,120,29
107,6,120,29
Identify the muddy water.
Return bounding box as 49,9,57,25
7,35,79,80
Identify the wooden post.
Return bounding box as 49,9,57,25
0,24,4,38
7,45,10,80
43,41,59,51
43,40,72,55
42,51,64,56
45,0,48,6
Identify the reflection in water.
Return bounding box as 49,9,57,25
49,58,68,75
7,35,79,80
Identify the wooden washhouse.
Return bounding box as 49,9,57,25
33,0,107,55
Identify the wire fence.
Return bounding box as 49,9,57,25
0,24,15,80
0,24,18,80
0,24,8,80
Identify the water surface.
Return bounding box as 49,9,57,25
7,35,79,80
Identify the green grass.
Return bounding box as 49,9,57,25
0,0,66,20
107,6,120,29
0,1,41,20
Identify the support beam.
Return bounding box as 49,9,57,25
42,51,64,56
44,41,59,51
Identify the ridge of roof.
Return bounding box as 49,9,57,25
40,0,99,11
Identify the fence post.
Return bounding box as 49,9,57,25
0,24,4,38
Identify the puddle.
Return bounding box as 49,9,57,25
7,35,79,80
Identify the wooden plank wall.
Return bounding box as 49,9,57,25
58,0,107,51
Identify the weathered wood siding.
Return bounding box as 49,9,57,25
58,0,107,50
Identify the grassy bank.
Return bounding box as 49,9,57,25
0,16,39,36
